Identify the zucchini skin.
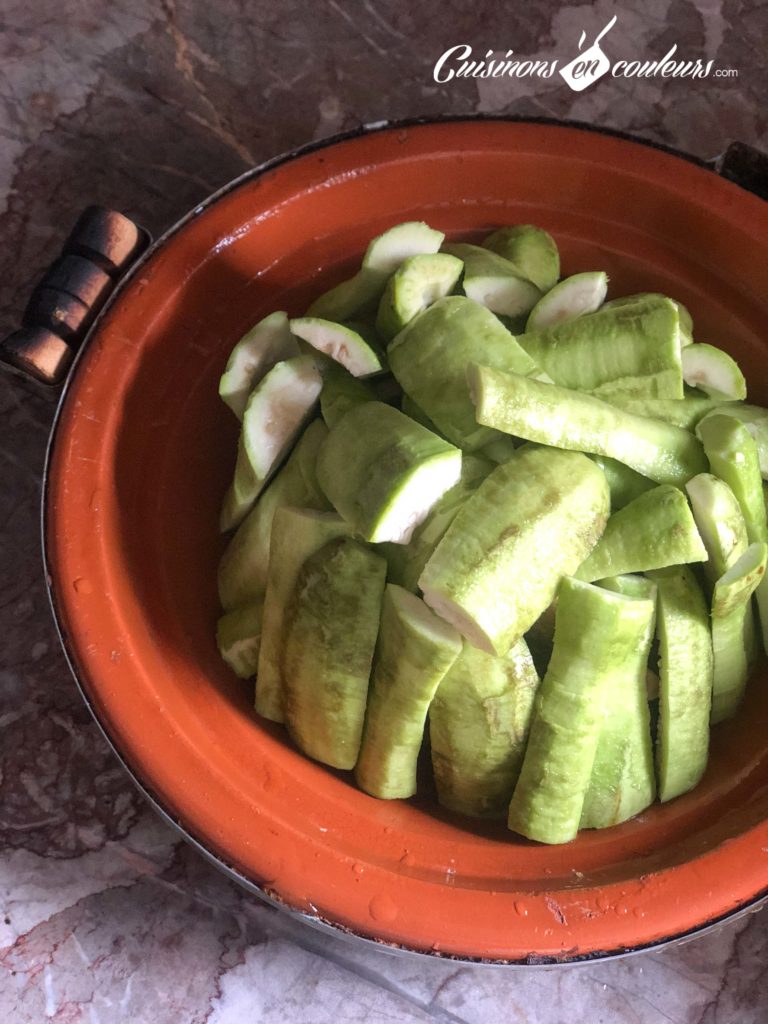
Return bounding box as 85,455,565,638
419,446,610,656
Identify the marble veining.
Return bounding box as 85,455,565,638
2,0,768,1020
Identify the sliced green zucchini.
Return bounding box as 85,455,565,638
647,566,713,801
255,509,351,722
711,542,768,723
444,243,541,318
220,355,323,531
376,253,463,342
393,454,493,592
316,401,462,544
283,537,387,769
526,271,608,332
682,343,747,400
218,420,330,611
685,473,748,585
508,578,652,844
429,638,540,818
580,581,656,830
289,317,383,377
363,221,445,274
518,296,684,399
307,221,445,322
482,225,560,292
419,447,610,656
470,365,707,486
218,311,299,420
388,295,544,451
355,586,462,799
575,485,707,583
698,403,768,478
603,293,694,346
698,414,768,650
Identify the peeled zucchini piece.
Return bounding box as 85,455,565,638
389,295,544,451
518,296,684,399
482,225,560,292
698,414,768,650
580,580,656,830
218,419,330,612
256,509,351,722
355,586,462,799
391,454,493,592
698,415,768,546
218,311,299,421
375,253,463,342
216,600,264,679
283,538,387,769
444,242,541,317
508,578,651,844
290,317,383,377
419,447,610,656
682,343,747,401
698,403,768,478
575,485,707,583
603,293,694,347
319,362,375,429
307,221,445,322
685,473,748,585
220,356,323,531
363,221,445,274
470,365,707,486
711,542,768,723
526,271,608,332
429,638,540,818
316,401,462,544
648,566,713,801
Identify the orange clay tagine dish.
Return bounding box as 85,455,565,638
41,119,768,964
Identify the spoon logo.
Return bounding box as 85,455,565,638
559,15,617,92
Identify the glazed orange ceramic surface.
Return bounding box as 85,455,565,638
45,121,768,963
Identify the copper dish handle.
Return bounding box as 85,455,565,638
0,206,151,388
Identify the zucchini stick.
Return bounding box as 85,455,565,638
256,509,351,722
429,638,541,818
698,415,768,651
581,576,657,829
470,364,707,486
283,538,387,769
508,578,655,844
647,566,713,801
710,542,768,723
355,586,462,799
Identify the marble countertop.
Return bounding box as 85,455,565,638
2,1,768,1020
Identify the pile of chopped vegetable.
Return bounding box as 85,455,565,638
215,221,768,845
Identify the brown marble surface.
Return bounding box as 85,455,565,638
2,1,768,1020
